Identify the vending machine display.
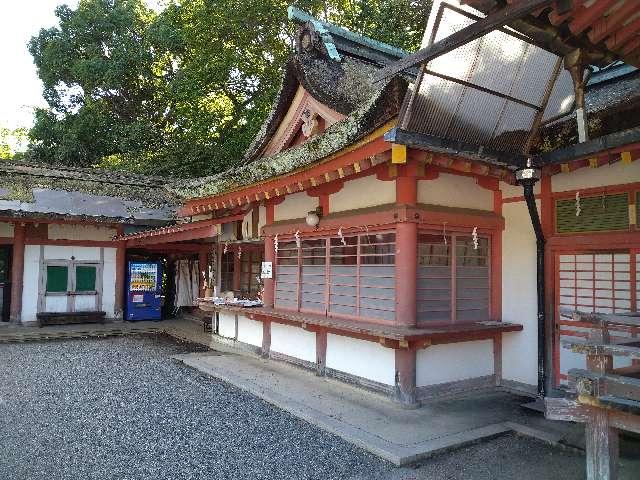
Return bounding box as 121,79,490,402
126,261,163,321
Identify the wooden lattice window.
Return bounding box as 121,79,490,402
558,253,632,315
417,233,490,323
274,231,396,321
220,251,235,292
556,193,629,234
239,249,263,298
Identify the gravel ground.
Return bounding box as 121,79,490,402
0,335,389,480
0,335,636,480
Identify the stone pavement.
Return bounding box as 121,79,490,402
173,348,583,466
0,316,213,345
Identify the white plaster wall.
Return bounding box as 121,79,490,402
102,248,117,317
326,333,396,385
501,201,538,387
418,173,493,210
48,224,116,241
24,246,117,319
416,340,493,386
218,312,236,338
499,181,539,199
21,245,41,323
236,315,263,347
0,222,14,237
271,322,316,363
274,191,318,222
43,245,102,261
551,160,640,192
329,175,395,213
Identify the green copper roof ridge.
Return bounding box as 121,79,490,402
287,6,408,60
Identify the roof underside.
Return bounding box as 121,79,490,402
466,0,640,68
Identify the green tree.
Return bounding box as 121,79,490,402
0,127,27,160
27,0,168,167
27,0,431,177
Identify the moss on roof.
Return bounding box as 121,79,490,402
0,162,178,209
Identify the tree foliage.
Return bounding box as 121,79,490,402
27,0,431,177
0,127,27,160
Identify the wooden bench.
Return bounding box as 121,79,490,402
546,310,640,480
37,311,107,327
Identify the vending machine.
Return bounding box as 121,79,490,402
126,261,163,321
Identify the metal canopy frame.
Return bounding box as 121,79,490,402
372,0,554,84
392,1,571,160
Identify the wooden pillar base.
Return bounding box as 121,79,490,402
261,319,271,358
586,409,619,480
316,329,327,376
395,348,418,407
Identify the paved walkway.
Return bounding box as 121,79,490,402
0,317,213,346
174,349,583,466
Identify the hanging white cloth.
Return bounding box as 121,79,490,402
175,259,199,307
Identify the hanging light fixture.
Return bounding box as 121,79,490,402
305,207,322,228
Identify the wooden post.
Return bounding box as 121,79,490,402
316,328,327,376
199,246,209,297
584,318,618,480
493,333,502,387
395,348,417,407
261,319,271,358
9,223,25,323
395,169,417,327
585,409,619,480
114,226,126,320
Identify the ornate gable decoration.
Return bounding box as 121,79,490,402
262,85,345,157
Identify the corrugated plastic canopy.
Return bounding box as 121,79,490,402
398,1,577,156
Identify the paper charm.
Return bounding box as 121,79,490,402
274,234,279,254
472,226,479,250
294,230,301,248
338,226,347,246
575,191,581,217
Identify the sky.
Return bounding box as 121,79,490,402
0,0,164,132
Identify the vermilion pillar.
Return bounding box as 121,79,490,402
262,202,276,308
9,223,26,323
395,171,418,327
114,226,126,320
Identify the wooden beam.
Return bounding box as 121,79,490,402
372,0,553,83
126,225,217,247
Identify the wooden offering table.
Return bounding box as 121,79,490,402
546,310,640,480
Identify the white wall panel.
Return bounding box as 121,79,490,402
416,340,493,386
21,245,41,323
501,201,538,387
419,173,493,210
271,323,316,363
552,160,640,192
218,312,236,338
326,333,395,385
236,315,263,347
102,248,116,317
330,175,395,213
48,224,116,241
274,191,318,222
